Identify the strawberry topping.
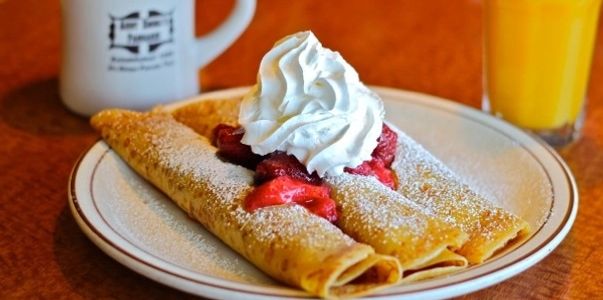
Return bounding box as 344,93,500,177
245,176,338,223
212,122,398,221
344,124,398,189
213,124,263,169
371,124,398,167
345,159,396,189
255,151,321,185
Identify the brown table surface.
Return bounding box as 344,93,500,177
2,0,602,299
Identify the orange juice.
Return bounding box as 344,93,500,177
484,0,601,130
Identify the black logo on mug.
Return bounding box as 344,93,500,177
109,10,174,54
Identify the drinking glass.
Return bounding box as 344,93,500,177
483,0,602,146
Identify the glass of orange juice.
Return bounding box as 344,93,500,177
483,0,602,146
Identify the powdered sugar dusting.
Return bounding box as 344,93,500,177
137,114,356,255
382,100,552,231
392,130,528,246
326,173,465,266
94,151,272,284
243,204,356,252
327,173,428,243
149,116,254,205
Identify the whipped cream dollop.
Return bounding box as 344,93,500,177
239,31,384,177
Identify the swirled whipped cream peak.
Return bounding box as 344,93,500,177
239,31,385,177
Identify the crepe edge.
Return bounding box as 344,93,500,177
302,246,402,298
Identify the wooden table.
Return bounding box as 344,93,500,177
1,0,602,298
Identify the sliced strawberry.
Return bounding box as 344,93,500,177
255,151,321,185
368,159,396,190
345,158,396,190
344,160,373,176
371,124,398,167
213,124,263,169
245,176,338,222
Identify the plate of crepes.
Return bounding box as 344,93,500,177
69,31,577,299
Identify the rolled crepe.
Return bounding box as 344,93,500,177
172,99,470,281
392,131,531,264
326,174,469,282
91,109,401,298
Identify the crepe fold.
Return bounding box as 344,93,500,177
391,131,531,264
172,99,470,280
91,109,401,299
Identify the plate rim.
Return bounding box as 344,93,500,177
69,86,578,299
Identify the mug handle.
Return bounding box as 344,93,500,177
195,0,256,68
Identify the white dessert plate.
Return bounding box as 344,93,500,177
69,86,577,299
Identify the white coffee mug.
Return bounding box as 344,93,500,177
60,0,255,116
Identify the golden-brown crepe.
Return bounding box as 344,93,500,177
392,131,531,264
91,109,401,299
172,98,470,280
326,173,468,281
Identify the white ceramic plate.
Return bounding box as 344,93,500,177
69,87,577,299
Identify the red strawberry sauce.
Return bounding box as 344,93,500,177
213,123,398,223
244,176,338,223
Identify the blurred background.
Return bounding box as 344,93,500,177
1,0,487,107
3,0,601,110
